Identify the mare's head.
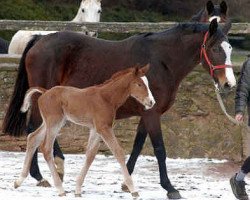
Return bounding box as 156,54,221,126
200,19,236,93
192,1,227,22
73,0,102,37
205,1,227,22
129,64,156,110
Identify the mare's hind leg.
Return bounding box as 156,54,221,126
98,126,139,198
14,125,46,188
75,129,101,197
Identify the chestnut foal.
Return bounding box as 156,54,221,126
14,65,155,197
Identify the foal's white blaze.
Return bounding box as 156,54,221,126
141,76,156,110
221,41,236,87
209,16,221,22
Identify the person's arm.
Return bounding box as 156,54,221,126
235,60,250,121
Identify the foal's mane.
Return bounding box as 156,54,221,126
100,68,135,86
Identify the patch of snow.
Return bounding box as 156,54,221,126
0,151,246,199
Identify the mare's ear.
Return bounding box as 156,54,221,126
220,1,228,14
222,19,232,35
209,18,218,36
206,1,214,15
139,64,150,76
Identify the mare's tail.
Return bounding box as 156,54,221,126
21,87,46,113
2,35,42,137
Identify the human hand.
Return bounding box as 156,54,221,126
235,113,244,122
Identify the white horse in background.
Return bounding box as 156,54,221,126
8,0,102,55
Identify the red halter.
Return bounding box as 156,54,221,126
200,31,231,77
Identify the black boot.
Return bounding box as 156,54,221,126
230,174,249,200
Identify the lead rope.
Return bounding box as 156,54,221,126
214,87,241,125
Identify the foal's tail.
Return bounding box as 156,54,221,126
2,35,42,137
21,87,46,113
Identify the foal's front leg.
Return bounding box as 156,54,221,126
75,129,101,197
98,126,139,198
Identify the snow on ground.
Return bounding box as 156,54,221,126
0,151,246,200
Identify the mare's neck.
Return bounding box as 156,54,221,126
100,75,132,110
161,29,205,85
191,9,207,22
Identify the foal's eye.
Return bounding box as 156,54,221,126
82,8,85,13
137,83,142,87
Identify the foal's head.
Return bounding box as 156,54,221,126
129,64,156,110
200,19,236,92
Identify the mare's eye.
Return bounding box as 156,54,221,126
212,47,221,53
137,83,142,87
82,8,85,13
98,9,102,13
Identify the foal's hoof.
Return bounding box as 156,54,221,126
132,192,140,198
59,192,66,197
121,183,129,192
36,179,51,187
167,190,182,199
75,193,82,197
14,181,20,189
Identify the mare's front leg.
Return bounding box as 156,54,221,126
126,119,147,175
143,112,181,199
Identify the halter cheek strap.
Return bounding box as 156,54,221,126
200,31,231,77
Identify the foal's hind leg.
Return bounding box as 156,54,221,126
14,125,46,188
98,126,139,198
75,129,101,197
41,125,65,196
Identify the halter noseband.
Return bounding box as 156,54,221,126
200,31,231,77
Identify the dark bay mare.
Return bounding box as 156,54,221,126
191,1,227,22
3,19,236,199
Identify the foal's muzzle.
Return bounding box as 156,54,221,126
144,98,156,110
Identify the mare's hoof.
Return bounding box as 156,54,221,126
121,183,129,192
132,192,140,198
14,181,19,189
59,192,66,197
167,190,182,199
75,193,82,197
36,179,51,187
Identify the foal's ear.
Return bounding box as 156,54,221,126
209,18,218,36
139,64,150,75
206,1,214,15
220,1,228,15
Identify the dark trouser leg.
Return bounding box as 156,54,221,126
241,156,250,174
126,119,147,175
143,112,181,199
